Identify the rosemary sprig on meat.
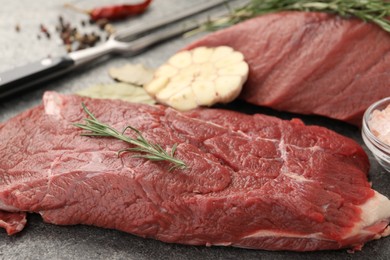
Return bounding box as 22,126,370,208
74,103,187,171
203,0,390,33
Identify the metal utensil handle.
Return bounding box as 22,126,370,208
126,0,247,55
0,1,239,100
0,57,74,99
127,23,201,55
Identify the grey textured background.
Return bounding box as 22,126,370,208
0,0,389,259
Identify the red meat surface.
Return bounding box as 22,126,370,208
185,12,390,126
0,92,389,251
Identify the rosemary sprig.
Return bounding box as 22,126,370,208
202,0,390,33
74,103,187,171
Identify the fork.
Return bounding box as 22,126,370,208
0,0,245,99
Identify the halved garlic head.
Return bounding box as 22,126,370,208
144,46,249,111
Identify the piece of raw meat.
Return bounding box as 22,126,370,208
0,92,389,251
184,12,390,126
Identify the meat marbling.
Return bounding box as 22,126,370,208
184,11,390,126
1,92,390,251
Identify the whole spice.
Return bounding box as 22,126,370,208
91,0,153,21
40,24,51,39
65,0,153,21
202,0,390,33
55,16,105,52
95,18,109,29
74,103,186,171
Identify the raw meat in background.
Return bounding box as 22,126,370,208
185,12,390,126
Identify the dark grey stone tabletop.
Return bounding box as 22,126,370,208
0,0,389,259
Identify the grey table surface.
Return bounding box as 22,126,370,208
0,0,389,259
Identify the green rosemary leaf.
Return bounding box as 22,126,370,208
82,103,98,121
132,154,167,161
124,147,152,154
204,0,390,33
118,148,136,156
123,125,141,137
152,143,166,154
74,103,187,171
80,133,111,137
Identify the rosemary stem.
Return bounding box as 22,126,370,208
74,104,187,171
203,0,390,33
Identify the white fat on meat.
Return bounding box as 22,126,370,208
43,92,65,119
240,191,390,244
347,191,390,239
0,199,20,212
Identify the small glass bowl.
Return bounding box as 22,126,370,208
362,97,390,172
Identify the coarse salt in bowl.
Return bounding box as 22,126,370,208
362,97,390,172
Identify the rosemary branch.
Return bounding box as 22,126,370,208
74,103,187,171
202,0,390,33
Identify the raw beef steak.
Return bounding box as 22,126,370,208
0,92,390,251
185,12,390,126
